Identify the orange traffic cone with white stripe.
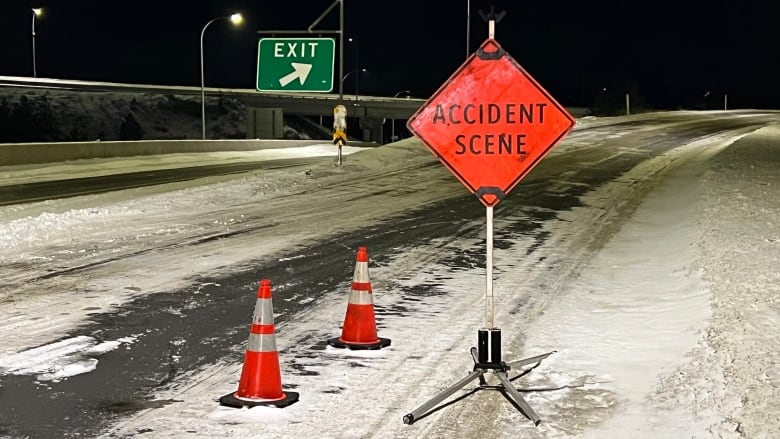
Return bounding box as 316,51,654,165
220,279,299,408
329,246,391,350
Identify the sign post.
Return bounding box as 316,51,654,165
256,38,335,92
402,19,575,426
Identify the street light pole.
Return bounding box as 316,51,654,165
32,8,43,78
200,13,242,140
348,37,359,104
466,0,471,58
342,68,366,104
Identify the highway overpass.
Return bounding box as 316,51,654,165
0,76,588,144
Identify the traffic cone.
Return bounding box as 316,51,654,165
329,246,391,350
220,279,299,408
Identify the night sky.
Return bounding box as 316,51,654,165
1,0,778,109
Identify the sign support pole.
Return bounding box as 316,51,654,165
403,9,563,427
403,201,555,425
486,206,494,329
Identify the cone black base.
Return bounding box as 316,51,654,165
328,336,391,350
219,391,300,409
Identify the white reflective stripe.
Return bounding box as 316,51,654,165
233,393,284,402
248,332,277,352
251,298,274,325
353,262,369,282
348,289,373,305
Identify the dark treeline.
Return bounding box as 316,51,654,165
0,91,250,143
0,95,61,142
0,94,147,142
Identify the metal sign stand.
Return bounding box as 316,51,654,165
403,9,555,426
403,205,554,426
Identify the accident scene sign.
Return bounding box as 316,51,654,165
407,39,575,207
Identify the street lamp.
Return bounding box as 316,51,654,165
200,12,243,140
347,37,359,101
391,90,412,142
342,68,366,104
32,7,43,77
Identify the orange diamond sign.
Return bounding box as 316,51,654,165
408,39,575,207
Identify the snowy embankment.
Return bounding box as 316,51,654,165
524,125,780,439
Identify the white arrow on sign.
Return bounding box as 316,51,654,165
278,63,313,87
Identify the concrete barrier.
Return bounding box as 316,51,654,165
0,139,340,167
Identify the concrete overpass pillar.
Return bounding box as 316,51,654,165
359,117,384,144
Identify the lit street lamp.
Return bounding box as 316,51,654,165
31,7,43,77
391,90,412,142
200,12,242,140
342,68,367,104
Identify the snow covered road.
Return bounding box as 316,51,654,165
1,111,778,438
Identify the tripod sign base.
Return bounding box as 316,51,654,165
403,330,554,426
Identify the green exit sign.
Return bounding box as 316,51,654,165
256,38,335,92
